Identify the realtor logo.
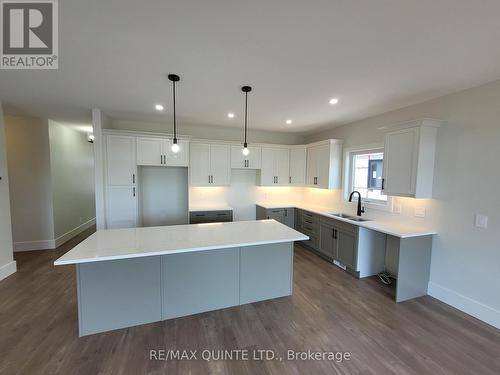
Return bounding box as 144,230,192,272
1,0,58,69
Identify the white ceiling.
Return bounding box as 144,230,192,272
1,0,500,133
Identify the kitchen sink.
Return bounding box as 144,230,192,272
330,213,372,222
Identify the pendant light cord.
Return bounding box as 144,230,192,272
244,90,248,146
172,80,177,142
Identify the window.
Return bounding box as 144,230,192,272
347,149,387,203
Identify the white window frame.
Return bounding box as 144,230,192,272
343,143,393,212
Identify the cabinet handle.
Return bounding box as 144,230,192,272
133,187,136,197
382,178,385,190
208,175,211,184
289,176,291,184
132,174,135,184
284,209,288,217
211,176,214,184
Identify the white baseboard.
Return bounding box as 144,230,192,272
14,218,95,252
428,281,500,330
14,239,56,252
54,218,95,248
0,260,17,281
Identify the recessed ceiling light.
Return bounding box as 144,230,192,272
227,113,235,118
286,119,292,125
155,104,164,111
329,98,339,105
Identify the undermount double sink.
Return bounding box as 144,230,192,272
329,213,373,222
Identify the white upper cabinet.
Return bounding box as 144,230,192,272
190,143,230,186
165,139,189,167
260,147,290,186
137,137,164,166
289,147,306,185
106,135,136,186
137,137,188,167
382,119,441,198
306,140,343,189
230,145,261,169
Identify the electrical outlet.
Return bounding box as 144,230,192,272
475,214,488,229
393,203,402,214
414,207,426,218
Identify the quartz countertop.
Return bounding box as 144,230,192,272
54,220,308,265
256,202,437,239
189,205,233,212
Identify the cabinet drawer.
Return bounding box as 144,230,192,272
266,208,285,216
189,210,233,224
301,210,319,223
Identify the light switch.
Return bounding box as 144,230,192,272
414,207,426,218
475,214,488,229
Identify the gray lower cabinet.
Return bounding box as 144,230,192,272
336,228,356,269
296,210,364,276
318,221,336,258
189,210,233,224
256,205,295,229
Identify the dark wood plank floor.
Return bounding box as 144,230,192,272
1,227,499,375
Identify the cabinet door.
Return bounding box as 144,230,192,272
274,148,290,186
283,208,295,228
137,137,163,166
247,147,262,169
210,144,231,186
315,144,330,189
306,146,317,186
383,128,418,196
189,143,211,185
336,229,356,269
266,212,285,224
106,135,136,186
289,148,306,185
319,222,335,258
231,145,246,169
260,148,276,185
165,139,189,167
106,186,137,229
231,146,261,169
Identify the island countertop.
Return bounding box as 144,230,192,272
54,220,308,265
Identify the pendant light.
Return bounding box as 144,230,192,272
241,85,252,156
168,74,181,153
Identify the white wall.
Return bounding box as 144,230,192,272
48,121,96,242
109,119,306,145
4,115,55,250
189,169,304,221
0,102,16,280
304,79,500,328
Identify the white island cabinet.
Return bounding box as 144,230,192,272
54,220,308,336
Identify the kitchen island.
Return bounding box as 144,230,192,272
55,220,308,336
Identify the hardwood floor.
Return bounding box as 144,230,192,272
1,227,499,375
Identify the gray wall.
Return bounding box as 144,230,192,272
305,79,500,327
108,119,307,145
5,115,55,249
0,102,15,279
49,121,96,239
139,166,188,226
